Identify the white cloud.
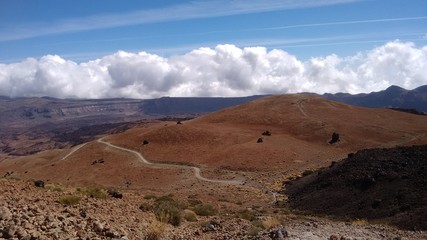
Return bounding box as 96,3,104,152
0,40,426,98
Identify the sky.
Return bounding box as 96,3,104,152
0,0,426,98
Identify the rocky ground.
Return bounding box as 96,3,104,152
1,178,426,240
284,145,427,231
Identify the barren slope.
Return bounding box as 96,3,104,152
108,94,427,172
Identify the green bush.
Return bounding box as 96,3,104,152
144,194,157,200
139,203,153,212
155,201,181,226
193,204,217,216
247,226,262,236
236,209,257,221
152,195,185,226
183,209,198,222
84,187,107,199
59,195,81,205
187,198,202,206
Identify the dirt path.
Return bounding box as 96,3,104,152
97,138,244,185
60,143,88,161
295,99,308,117
60,137,280,202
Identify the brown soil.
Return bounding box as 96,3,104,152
1,94,427,238
108,94,427,173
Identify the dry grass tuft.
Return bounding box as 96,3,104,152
58,195,81,205
351,218,369,225
262,217,281,230
183,209,198,222
144,220,167,240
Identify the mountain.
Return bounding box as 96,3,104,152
141,95,264,115
322,85,427,113
1,84,427,158
107,94,427,172
0,96,264,157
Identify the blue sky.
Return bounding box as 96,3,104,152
0,0,426,98
1,0,426,62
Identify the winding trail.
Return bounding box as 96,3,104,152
60,143,88,161
97,137,244,185
296,99,309,117
61,137,278,203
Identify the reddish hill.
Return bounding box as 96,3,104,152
1,94,427,191
108,94,427,172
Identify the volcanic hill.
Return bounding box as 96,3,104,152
2,94,427,188
107,94,427,173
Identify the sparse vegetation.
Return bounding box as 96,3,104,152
139,203,153,212
44,184,63,192
351,218,369,226
193,203,217,216
187,198,202,206
153,195,184,226
107,188,123,198
236,209,257,221
247,225,263,236
83,187,107,199
144,220,166,240
183,209,198,222
262,217,281,230
59,195,81,205
155,202,182,226
144,194,157,200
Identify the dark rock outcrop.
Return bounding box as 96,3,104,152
284,145,427,230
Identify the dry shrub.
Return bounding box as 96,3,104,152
154,195,183,226
262,217,281,230
351,218,369,225
183,209,198,222
83,187,107,199
59,195,81,205
144,220,166,240
193,203,217,216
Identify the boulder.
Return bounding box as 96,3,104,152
34,180,45,188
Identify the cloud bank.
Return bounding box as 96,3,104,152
0,41,426,99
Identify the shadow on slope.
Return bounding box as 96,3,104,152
283,145,427,230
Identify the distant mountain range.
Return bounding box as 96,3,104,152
321,85,427,113
1,85,426,118
1,85,426,157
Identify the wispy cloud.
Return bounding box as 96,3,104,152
257,16,427,31
0,0,362,41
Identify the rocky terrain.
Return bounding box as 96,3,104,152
1,93,426,239
284,145,427,231
1,178,426,240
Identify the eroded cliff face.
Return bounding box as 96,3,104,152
0,98,148,158
0,96,262,158
1,98,145,125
